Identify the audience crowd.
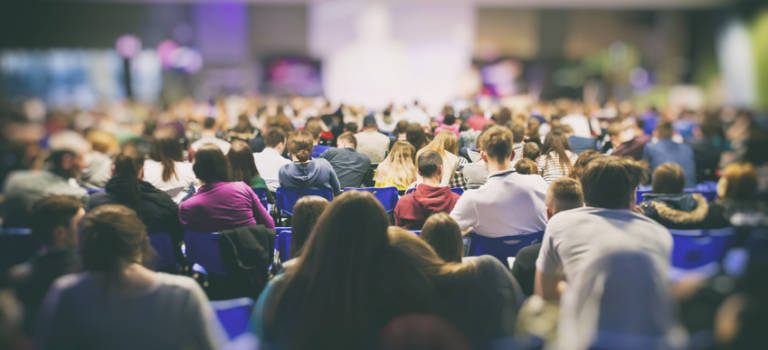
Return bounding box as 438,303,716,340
0,95,767,350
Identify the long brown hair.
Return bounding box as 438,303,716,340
289,196,329,257
541,132,574,174
150,127,183,182
227,140,258,183
264,191,432,349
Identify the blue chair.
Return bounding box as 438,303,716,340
0,227,40,269
274,227,292,262
86,188,105,194
344,186,399,212
635,186,652,204
669,227,734,279
149,232,177,271
183,231,227,275
408,230,421,235
467,231,544,264
252,188,269,211
210,297,255,339
275,188,333,217
450,187,464,196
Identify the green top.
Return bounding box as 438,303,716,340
249,175,268,190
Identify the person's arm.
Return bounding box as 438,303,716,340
449,196,477,234
328,165,342,195
534,270,562,301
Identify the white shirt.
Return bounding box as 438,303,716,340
143,159,197,203
560,113,593,138
190,137,231,155
450,169,548,237
253,148,291,192
38,272,224,350
536,206,672,283
355,131,391,164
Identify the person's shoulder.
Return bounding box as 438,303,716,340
49,272,90,294
154,272,200,291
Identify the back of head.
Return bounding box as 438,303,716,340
479,126,514,162
514,158,539,175
547,177,584,214
202,117,216,130
570,150,601,181
80,204,155,283
721,162,758,200
288,130,314,162
337,131,357,149
527,118,541,140
431,131,458,155
227,139,257,183
264,128,286,148
581,156,643,209
111,152,146,208
420,213,463,263
290,195,329,257
542,132,573,172
86,129,119,155
192,145,231,183
47,149,78,175
377,141,417,187
494,108,512,126
443,113,456,126
394,120,409,135
417,150,443,179
151,127,183,182
406,123,427,150
656,121,675,139
363,114,378,129
30,195,82,247
304,117,325,140
511,122,526,143
652,163,685,194
523,142,540,160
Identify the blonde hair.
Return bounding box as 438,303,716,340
719,162,757,200
86,129,119,155
422,130,459,156
374,141,417,188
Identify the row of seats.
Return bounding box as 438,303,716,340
635,181,719,204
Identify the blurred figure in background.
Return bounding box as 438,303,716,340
189,117,230,157
143,128,197,203
537,133,577,183
253,129,291,192
643,121,696,188
355,115,391,164
81,129,119,189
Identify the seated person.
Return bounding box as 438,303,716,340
304,117,330,159
643,121,696,187
143,127,197,203
450,126,548,238
514,158,539,175
89,152,182,241
9,195,84,331
289,196,330,257
278,130,341,195
511,177,584,295
523,142,540,161
395,150,460,229
37,204,224,349
420,212,463,263
227,140,268,191
253,129,291,192
319,132,371,189
180,145,274,232
373,141,417,192
640,162,723,229
189,117,230,156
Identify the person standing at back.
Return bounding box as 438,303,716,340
394,150,460,230
355,115,391,164
643,121,696,188
320,132,371,189
534,156,672,301
450,126,548,238
253,129,291,192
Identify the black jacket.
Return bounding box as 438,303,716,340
211,225,275,300
641,193,729,230
89,178,183,240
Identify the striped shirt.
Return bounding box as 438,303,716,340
537,150,577,184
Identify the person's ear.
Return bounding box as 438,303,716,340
509,149,515,162
138,166,144,179
480,151,488,163
546,207,553,220
436,164,443,178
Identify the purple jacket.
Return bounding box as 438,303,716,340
179,181,275,232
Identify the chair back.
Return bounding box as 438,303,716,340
408,230,421,235
467,231,544,264
343,186,399,212
149,232,176,271
251,188,269,211
275,187,333,216
0,227,40,269
274,227,292,262
670,227,734,270
183,231,227,275
86,188,105,194
450,187,464,196
210,297,255,339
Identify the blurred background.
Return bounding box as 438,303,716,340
0,0,766,113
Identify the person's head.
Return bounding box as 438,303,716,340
652,163,685,194
545,177,584,219
337,131,357,149
30,195,84,250
428,130,459,155
193,144,230,184
656,121,675,139
111,152,146,208
607,123,624,146
443,113,456,126
227,139,258,183
420,213,463,263
570,150,601,181
48,149,86,179
288,130,314,162
394,120,409,136
511,122,526,143
79,204,155,283
375,141,417,188
202,117,216,131
86,129,119,155
417,150,443,182
150,127,183,182
523,142,540,160
304,117,325,143
232,114,254,134
514,158,539,175
581,156,644,210
264,128,287,152
406,123,427,150
344,122,358,134
479,126,514,165
718,162,758,201
541,132,574,174
290,196,330,257
363,115,378,130
527,118,541,140
494,107,512,126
